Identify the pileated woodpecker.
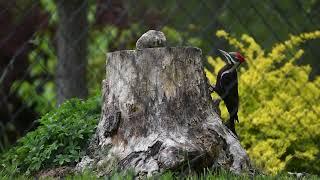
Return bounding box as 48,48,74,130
209,49,245,136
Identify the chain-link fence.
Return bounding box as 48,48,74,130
0,0,319,173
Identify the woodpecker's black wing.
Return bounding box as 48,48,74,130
215,64,239,135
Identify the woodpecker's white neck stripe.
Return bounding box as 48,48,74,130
219,62,240,87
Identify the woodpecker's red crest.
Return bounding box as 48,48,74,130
229,52,246,64
234,52,245,63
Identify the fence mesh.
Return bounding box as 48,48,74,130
0,0,319,172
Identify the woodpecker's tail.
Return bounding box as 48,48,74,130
234,114,239,123
226,119,238,137
227,114,239,137
230,113,239,123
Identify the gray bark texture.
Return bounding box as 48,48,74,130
55,0,88,105
77,30,251,177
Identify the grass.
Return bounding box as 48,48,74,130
1,168,319,180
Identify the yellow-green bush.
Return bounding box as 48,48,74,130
205,30,320,174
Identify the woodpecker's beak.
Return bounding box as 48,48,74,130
218,49,232,64
218,49,227,55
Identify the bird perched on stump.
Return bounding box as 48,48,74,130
209,49,246,137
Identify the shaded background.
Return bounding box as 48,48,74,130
0,0,319,174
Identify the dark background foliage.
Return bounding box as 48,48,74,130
0,0,319,175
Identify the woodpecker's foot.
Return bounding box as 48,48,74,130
208,85,216,93
212,98,221,106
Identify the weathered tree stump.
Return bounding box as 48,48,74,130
77,30,251,177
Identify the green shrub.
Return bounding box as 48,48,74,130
0,95,101,175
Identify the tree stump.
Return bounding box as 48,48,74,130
77,30,251,177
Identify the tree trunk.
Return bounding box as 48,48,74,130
77,31,251,177
55,0,88,105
